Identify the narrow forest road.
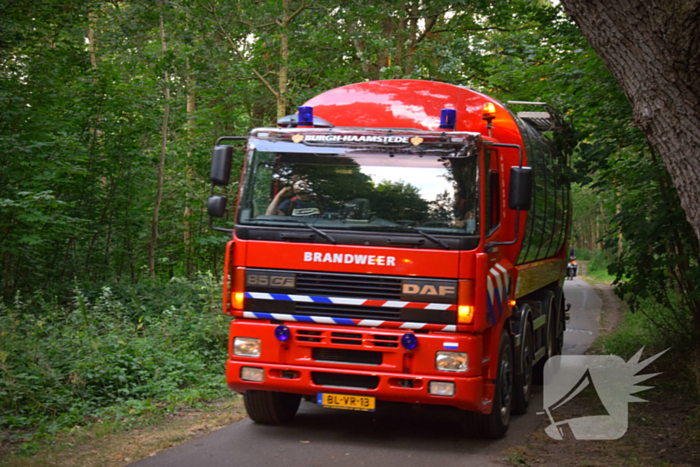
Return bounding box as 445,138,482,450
131,276,602,467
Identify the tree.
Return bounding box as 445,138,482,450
149,7,172,279
559,0,700,244
201,0,308,120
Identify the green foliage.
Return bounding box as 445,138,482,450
587,250,609,274
595,294,694,361
574,248,593,261
2,0,580,295
0,274,229,449
585,250,616,283
603,153,700,340
595,302,661,359
470,0,700,341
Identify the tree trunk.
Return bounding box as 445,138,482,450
148,11,170,279
184,59,195,276
559,0,700,244
88,12,97,71
404,3,418,75
278,0,290,120
394,3,406,72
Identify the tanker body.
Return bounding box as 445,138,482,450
207,80,571,438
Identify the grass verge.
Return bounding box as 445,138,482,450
1,396,245,467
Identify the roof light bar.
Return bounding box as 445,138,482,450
439,108,457,131
298,106,314,127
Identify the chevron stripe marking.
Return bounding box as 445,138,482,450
244,292,457,311
241,311,458,332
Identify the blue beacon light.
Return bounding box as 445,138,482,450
298,106,314,127
401,332,418,350
275,325,291,342
439,108,457,131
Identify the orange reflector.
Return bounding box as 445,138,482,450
483,102,496,117
458,305,474,324
230,267,246,311
457,280,475,324
232,292,244,310
508,300,516,307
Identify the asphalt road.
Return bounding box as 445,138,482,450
132,275,602,467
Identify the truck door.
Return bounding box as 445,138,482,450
483,147,509,328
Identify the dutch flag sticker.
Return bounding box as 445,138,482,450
443,342,459,350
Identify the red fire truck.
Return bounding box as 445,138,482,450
207,80,572,438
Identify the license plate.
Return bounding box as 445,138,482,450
317,393,376,412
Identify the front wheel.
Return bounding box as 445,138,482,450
463,329,513,438
243,390,302,424
513,319,533,414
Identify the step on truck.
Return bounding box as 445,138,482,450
207,80,572,438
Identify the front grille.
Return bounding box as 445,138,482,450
370,334,399,348
296,272,402,300
296,330,322,343
331,331,362,345
295,303,401,320
312,348,382,365
292,329,399,349
312,372,380,389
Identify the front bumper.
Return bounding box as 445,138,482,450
226,319,493,413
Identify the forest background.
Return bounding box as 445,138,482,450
1,0,699,454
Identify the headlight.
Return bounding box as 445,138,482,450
234,337,261,357
436,351,468,372
429,381,455,396
241,367,264,382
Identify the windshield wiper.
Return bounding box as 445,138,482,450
255,217,336,244
364,223,450,249
397,225,450,249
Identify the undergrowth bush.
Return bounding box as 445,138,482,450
595,295,699,402
0,273,230,451
573,248,593,261
583,250,615,282
587,250,609,274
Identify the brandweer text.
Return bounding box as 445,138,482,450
303,252,396,266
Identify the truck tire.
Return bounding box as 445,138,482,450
533,290,556,384
463,329,513,438
513,319,533,414
552,292,565,357
243,390,302,424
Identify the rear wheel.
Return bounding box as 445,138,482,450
243,390,302,424
513,319,533,414
552,293,565,357
464,330,513,438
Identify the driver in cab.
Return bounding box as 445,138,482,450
265,177,321,217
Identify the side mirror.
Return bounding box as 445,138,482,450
509,166,533,211
207,195,227,218
210,145,233,186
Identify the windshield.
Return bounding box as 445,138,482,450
237,146,479,236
